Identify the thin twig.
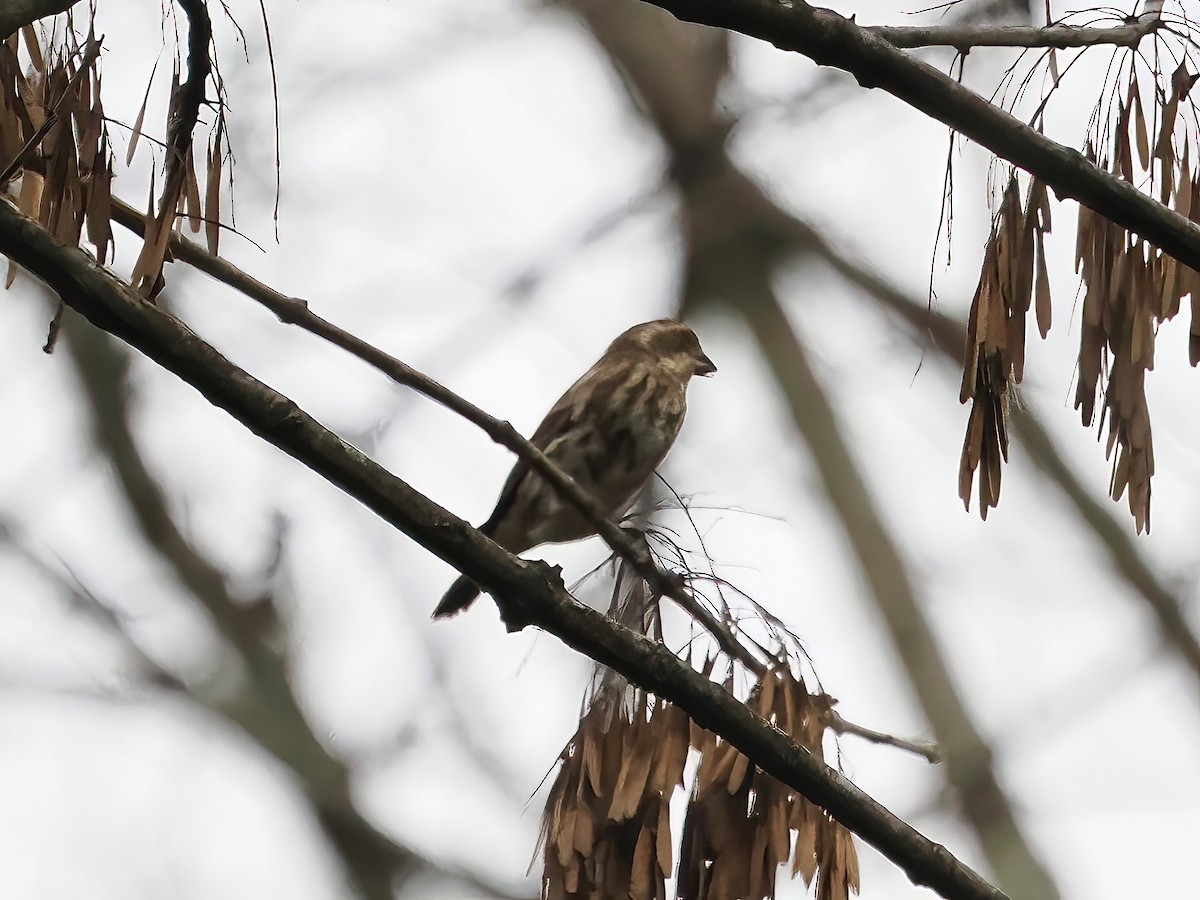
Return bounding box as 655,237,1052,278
132,0,211,295
821,698,941,764
866,19,1161,50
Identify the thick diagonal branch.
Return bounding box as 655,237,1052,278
0,200,1005,900
0,0,76,38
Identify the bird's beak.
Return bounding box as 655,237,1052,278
694,354,717,377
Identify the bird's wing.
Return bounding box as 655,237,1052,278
478,395,580,538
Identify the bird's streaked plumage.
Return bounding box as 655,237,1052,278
433,319,715,618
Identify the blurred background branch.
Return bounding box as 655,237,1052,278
52,308,526,900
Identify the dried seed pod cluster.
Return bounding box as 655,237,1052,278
961,62,1200,531
2,20,227,301
1072,69,1200,533
958,174,1052,518
539,666,858,900
540,688,690,900
678,670,858,900
0,28,112,277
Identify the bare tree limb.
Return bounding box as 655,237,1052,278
55,310,421,900
0,0,76,39
640,0,1200,272
865,19,1162,50
0,199,1006,900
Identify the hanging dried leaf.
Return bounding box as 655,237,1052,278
1171,62,1199,103
86,132,113,263
21,25,45,75
183,145,202,232
204,116,223,254
1034,229,1052,338
125,56,158,166
678,670,857,900
1131,79,1150,170
958,173,1050,518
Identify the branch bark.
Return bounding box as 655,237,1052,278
0,200,1005,900
865,19,1161,50
0,0,76,38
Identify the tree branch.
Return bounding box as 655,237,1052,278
0,200,1005,900
865,19,1161,50
0,0,76,39
57,310,419,900
641,0,1200,271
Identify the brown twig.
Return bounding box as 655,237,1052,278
131,0,211,295
821,698,941,764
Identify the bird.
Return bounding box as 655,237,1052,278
433,319,716,618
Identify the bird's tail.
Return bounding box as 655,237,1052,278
433,574,482,618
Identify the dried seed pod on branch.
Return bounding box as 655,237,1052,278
538,571,688,900
539,537,858,900
958,173,1052,518
678,669,858,900
958,28,1200,530
2,11,234,303
0,27,111,291
1071,65,1200,532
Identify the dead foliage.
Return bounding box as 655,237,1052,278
0,26,111,291
539,665,858,900
678,670,858,900
958,173,1052,519
1073,67,1200,533
539,684,690,900
539,562,858,900
2,12,229,305
962,59,1200,532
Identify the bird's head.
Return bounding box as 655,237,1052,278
609,319,717,380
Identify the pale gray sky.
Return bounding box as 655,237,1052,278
1,1,1198,898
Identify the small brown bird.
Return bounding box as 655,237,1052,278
433,319,716,618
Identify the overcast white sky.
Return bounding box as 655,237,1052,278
1,1,1198,898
